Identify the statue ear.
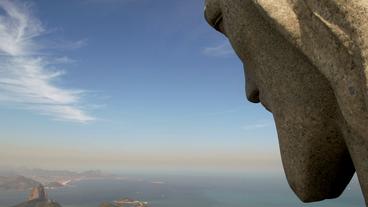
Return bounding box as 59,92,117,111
253,0,368,127
301,0,368,112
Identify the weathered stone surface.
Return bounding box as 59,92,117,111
205,0,368,205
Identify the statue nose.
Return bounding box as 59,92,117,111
246,76,260,103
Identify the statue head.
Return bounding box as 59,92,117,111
205,0,368,204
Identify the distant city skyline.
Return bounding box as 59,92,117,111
0,0,279,172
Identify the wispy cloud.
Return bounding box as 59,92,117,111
242,121,273,131
44,38,88,51
0,0,95,123
202,41,235,57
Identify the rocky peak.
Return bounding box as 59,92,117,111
28,184,47,201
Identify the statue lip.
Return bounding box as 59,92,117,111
261,101,271,112
259,95,271,112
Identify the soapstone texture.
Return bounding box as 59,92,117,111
204,0,368,204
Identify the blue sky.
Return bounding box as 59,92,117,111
0,0,279,172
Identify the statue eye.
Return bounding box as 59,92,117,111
213,15,225,33
204,1,226,34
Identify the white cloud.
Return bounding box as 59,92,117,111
202,41,235,57
0,0,95,123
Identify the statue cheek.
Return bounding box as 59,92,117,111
273,109,355,202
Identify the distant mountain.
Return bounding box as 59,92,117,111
45,181,64,188
79,170,107,177
10,168,115,185
11,185,62,207
0,175,41,191
16,168,79,178
15,168,110,178
1,168,117,191
28,185,47,201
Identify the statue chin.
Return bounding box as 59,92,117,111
266,65,356,201
274,114,355,202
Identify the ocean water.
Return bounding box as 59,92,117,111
0,172,364,207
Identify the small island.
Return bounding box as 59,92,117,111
100,198,148,207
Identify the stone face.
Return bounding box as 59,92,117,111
205,0,368,205
28,185,47,201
